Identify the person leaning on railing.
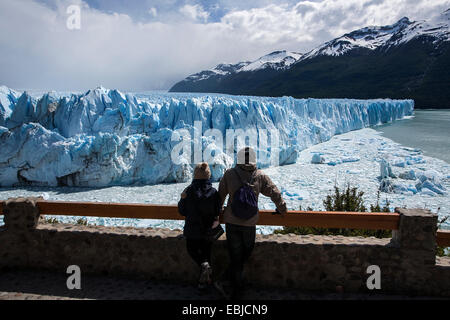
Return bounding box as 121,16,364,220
178,162,221,290
214,147,287,300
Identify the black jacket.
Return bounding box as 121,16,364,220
178,179,221,239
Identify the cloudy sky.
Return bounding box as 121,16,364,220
1,0,449,91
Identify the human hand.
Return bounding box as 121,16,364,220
273,208,285,217
211,220,220,228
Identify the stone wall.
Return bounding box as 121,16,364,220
1,198,449,296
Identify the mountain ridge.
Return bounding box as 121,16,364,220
170,10,450,109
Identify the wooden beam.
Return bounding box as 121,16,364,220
32,201,400,230
257,210,399,230
437,230,450,247
1,200,449,246
37,201,181,220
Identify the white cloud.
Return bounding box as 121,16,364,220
179,4,209,23
148,7,157,18
0,0,449,91
220,0,450,50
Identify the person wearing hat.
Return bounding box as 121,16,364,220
178,162,221,290
215,147,287,299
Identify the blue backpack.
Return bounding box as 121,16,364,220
231,169,259,220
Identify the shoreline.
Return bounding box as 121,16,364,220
374,109,450,164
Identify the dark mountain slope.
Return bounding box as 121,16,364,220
253,39,450,108
170,12,450,108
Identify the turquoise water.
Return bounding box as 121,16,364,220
375,110,450,164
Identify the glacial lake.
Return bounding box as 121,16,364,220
375,109,450,164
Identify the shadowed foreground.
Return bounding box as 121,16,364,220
0,269,448,300
2,199,450,298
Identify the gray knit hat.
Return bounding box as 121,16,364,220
193,162,211,180
237,147,257,165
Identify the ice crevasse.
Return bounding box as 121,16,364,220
0,86,414,187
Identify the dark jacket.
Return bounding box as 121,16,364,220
178,179,221,239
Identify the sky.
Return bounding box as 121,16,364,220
1,0,449,92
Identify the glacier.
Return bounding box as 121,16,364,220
0,86,414,187
0,86,20,127
1,128,448,233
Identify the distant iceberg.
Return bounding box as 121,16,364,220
0,86,414,187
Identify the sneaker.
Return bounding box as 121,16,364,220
198,262,212,289
213,280,232,300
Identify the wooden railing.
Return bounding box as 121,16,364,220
1,200,449,247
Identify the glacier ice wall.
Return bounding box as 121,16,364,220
0,86,20,127
0,86,414,187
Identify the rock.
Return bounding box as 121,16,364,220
3,197,42,231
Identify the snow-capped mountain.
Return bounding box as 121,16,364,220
174,10,449,84
301,10,449,60
185,62,250,82
239,50,303,72
170,9,450,109
184,50,303,83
